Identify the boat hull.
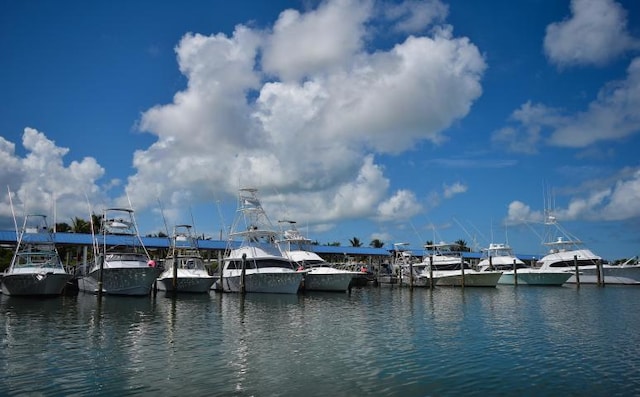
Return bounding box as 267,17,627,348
564,265,640,285
221,271,302,294
156,276,216,293
498,270,572,286
1,272,73,296
77,267,162,296
434,271,502,287
303,272,356,292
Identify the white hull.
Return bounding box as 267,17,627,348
564,264,640,285
1,272,72,296
156,272,216,293
303,271,357,292
78,267,162,296
434,270,502,287
399,275,434,288
498,270,572,286
221,270,302,294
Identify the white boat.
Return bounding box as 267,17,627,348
423,242,502,287
477,243,571,286
76,208,162,295
536,214,640,285
392,243,433,287
156,225,216,293
279,221,359,292
219,188,303,294
1,214,73,296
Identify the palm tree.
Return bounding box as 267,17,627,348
425,240,434,252
55,222,72,233
454,239,470,252
349,237,363,247
71,217,91,233
369,238,384,248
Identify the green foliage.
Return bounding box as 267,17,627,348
370,238,384,248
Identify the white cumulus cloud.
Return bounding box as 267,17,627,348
544,0,640,68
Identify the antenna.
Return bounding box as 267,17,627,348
7,186,18,235
156,197,170,237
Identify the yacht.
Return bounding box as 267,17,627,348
1,214,73,296
76,208,162,295
423,242,502,287
392,243,433,287
536,214,640,285
477,243,571,286
156,225,216,293
278,221,359,292
219,188,303,294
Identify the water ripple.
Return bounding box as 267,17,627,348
2,286,640,396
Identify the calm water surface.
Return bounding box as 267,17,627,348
1,285,640,396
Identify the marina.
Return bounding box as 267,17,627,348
1,285,640,396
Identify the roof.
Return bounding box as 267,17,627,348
0,229,540,260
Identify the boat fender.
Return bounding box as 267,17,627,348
297,265,304,272
148,260,156,267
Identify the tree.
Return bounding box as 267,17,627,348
55,222,72,233
72,217,93,233
370,238,384,248
349,237,362,247
425,240,434,252
454,239,470,252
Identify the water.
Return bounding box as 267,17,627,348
1,285,640,396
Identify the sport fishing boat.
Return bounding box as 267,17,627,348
156,224,216,293
536,213,640,285
76,208,162,295
279,221,360,292
219,188,303,294
423,242,502,287
1,214,73,296
477,243,571,286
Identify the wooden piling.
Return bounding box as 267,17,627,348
460,255,465,288
429,255,434,289
409,262,414,289
240,253,246,294
172,256,178,296
574,255,580,288
513,259,518,286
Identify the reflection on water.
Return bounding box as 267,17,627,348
1,286,640,396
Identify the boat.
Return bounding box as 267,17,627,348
219,188,303,294
477,243,571,286
392,243,434,288
278,221,360,292
535,213,640,285
75,208,162,295
1,214,73,296
422,242,502,287
156,224,216,293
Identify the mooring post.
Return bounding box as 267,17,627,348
460,255,465,288
172,256,178,296
596,259,604,287
429,255,434,289
409,262,414,289
240,253,246,294
513,259,518,286
574,255,580,288
97,255,104,298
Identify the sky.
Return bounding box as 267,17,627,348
1,0,639,260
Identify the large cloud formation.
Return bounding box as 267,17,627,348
128,0,485,230
544,0,639,68
0,128,108,228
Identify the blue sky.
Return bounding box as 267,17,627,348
1,0,639,260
